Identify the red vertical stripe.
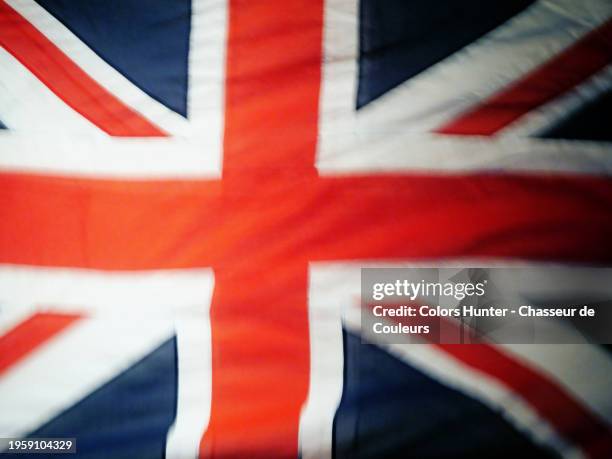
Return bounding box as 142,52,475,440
220,0,323,180
201,263,310,458
200,0,323,457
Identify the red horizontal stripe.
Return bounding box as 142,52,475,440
2,172,612,269
0,312,81,375
437,19,612,136
0,1,166,137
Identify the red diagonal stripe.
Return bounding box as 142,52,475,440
0,312,81,375
0,1,166,137
436,19,612,136
381,308,612,457
437,344,612,458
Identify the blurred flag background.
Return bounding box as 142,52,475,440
1,0,612,457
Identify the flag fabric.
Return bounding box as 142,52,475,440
1,1,612,458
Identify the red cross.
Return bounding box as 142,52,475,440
2,1,612,458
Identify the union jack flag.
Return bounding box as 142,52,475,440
1,0,612,458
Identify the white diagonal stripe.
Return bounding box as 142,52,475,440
6,0,189,136
0,48,101,135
